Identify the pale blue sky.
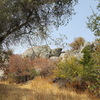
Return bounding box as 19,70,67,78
53,0,99,43
13,0,99,54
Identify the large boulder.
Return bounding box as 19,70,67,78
22,45,52,59
33,45,51,58
60,50,84,60
22,48,35,59
60,50,74,58
49,56,60,62
22,45,63,59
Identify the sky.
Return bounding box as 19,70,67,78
13,0,99,54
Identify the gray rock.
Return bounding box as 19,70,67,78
22,45,52,59
79,42,91,53
74,53,84,60
51,48,62,57
33,45,51,58
22,48,35,59
60,50,83,60
60,53,66,58
49,56,60,62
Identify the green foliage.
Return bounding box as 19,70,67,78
92,40,100,65
0,0,77,47
87,13,100,36
80,45,93,66
0,49,13,69
55,56,83,81
54,41,100,97
48,34,68,49
80,43,100,97
87,0,100,36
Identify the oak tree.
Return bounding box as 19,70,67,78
0,0,77,49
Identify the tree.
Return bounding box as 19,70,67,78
70,37,85,51
87,1,100,37
0,0,78,49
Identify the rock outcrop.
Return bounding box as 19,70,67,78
22,41,98,61
22,45,62,59
51,48,62,57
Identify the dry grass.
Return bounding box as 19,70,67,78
0,77,98,100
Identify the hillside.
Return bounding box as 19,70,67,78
0,77,98,100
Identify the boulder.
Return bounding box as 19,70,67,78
74,53,84,60
22,45,52,59
60,50,83,60
60,51,74,60
49,56,60,62
32,45,51,58
22,48,35,59
51,48,62,57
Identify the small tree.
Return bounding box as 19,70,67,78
0,49,13,70
55,56,83,81
80,43,100,97
87,1,100,37
70,37,85,51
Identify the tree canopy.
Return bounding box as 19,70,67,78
87,1,100,37
0,0,77,49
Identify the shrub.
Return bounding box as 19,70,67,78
80,44,100,97
55,56,83,82
80,45,93,66
70,37,85,51
33,58,56,77
0,49,13,70
5,55,38,83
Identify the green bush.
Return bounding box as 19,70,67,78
80,44,100,97
54,44,100,97
55,56,83,82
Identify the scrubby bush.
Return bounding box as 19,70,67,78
80,45,93,66
53,43,100,97
80,44,100,97
54,56,83,82
5,55,38,83
70,37,85,51
33,58,56,77
0,49,13,70
4,56,56,83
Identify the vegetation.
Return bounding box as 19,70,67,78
70,37,85,51
0,0,100,100
3,56,55,83
0,0,77,49
0,77,96,100
54,40,100,97
87,0,100,36
0,49,13,70
32,58,56,76
4,55,38,83
80,42,100,97
0,38,99,99
55,56,83,81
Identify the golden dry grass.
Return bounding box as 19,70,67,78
0,77,98,100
